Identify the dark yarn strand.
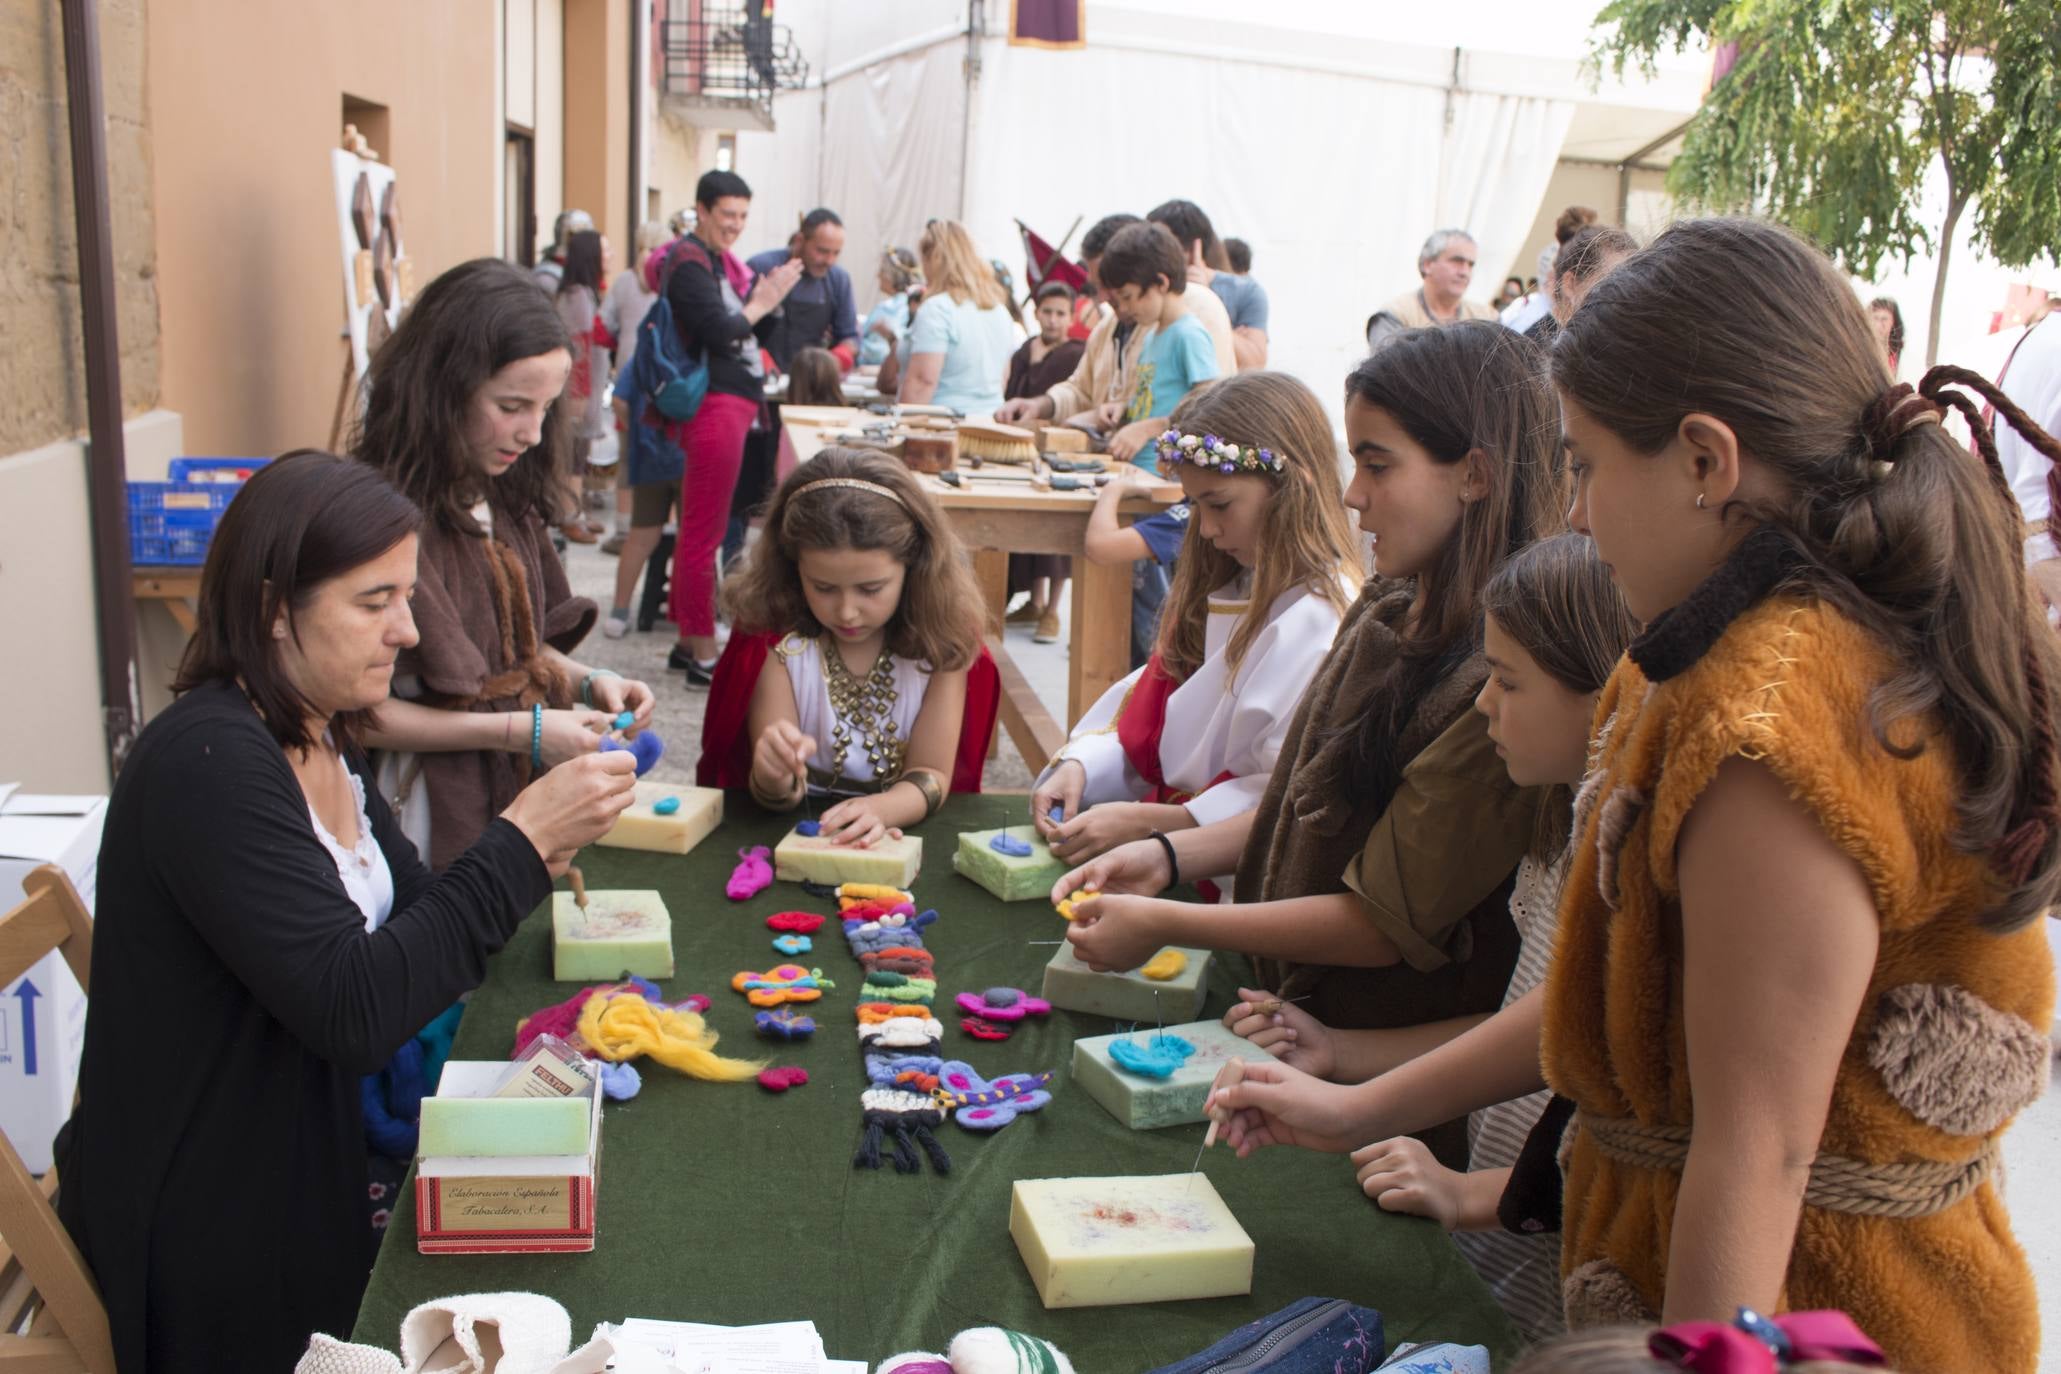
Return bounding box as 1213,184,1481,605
1877,369,2061,885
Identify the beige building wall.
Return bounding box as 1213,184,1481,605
564,0,633,257
147,0,503,458
649,111,715,227
535,0,567,246
0,0,160,793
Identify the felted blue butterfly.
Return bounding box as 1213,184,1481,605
754,1008,817,1040
933,1060,1054,1131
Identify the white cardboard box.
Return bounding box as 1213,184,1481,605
0,786,104,1173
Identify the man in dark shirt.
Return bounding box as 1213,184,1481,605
747,207,860,372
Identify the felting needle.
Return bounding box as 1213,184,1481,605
567,863,589,911
1191,1059,1245,1175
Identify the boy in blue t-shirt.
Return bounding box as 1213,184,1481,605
1085,471,1190,669
1091,222,1220,465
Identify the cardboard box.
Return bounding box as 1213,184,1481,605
0,787,104,1173
415,1061,603,1254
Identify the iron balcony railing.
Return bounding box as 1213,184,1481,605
660,7,809,122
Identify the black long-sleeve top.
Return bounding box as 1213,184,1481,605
56,680,551,1372
663,232,764,403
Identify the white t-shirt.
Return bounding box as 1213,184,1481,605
778,635,931,794
1995,316,2061,565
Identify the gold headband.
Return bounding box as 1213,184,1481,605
792,477,909,509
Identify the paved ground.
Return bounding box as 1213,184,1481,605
566,441,2061,1360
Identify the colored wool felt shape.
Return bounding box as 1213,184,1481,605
1138,948,1188,981
574,990,763,1081
955,988,1051,1023
795,819,822,836
772,934,813,955
841,897,918,921
933,1062,1054,1131
855,1088,953,1174
861,951,935,978
960,1016,1012,1041
598,1061,642,1100
754,1008,817,1040
839,883,915,905
1055,889,1096,922
1107,1033,1196,1079
653,795,681,816
731,964,833,1006
988,832,1034,857
756,1066,810,1093
864,971,937,1004
864,1053,943,1091
727,845,774,900
766,911,826,934
856,1002,936,1024
597,728,665,776
511,976,667,1057
858,1016,944,1047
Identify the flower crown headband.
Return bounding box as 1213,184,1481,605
1153,429,1288,476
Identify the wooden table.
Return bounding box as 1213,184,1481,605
778,408,1181,764
132,567,202,633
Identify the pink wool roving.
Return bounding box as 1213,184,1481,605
728,846,774,900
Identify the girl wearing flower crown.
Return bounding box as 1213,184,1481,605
1029,373,1363,870
722,449,987,847
1055,323,1563,1168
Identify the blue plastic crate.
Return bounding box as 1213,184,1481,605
166,457,267,484
128,481,241,567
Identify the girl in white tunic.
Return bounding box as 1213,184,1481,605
725,449,988,847
1032,372,1364,876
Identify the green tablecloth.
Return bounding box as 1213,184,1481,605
353,795,1521,1371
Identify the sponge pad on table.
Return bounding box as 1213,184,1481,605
953,827,1069,901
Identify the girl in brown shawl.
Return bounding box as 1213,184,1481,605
353,258,658,870
1056,324,1563,1154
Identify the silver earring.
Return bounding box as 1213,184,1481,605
1695,492,1707,510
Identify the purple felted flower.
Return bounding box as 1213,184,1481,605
1220,461,1235,473
1203,434,1219,448
1259,449,1274,463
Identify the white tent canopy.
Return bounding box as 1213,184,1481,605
732,1,1710,414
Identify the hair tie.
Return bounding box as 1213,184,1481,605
1650,1308,1886,1374
793,477,908,510
1862,382,1946,462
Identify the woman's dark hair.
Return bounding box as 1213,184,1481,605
1081,213,1141,261
1148,198,1230,272
1554,216,2061,932
1097,222,1187,296
695,168,751,208
784,347,844,407
351,257,574,535
173,451,421,754
1869,295,1906,358
1340,321,1563,777
559,230,604,296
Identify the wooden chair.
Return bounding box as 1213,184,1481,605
0,866,112,1372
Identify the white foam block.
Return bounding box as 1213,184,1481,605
1071,1019,1277,1129
772,826,923,887
551,890,674,981
1042,942,1212,1023
597,782,723,855
1009,1173,1254,1308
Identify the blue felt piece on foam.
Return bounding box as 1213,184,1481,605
989,832,1034,857
772,933,812,955
598,730,666,777
652,794,681,816
1048,806,1064,824
614,711,636,731
1108,1033,1196,1079
795,819,822,836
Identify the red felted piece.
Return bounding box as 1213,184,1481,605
766,911,827,934
960,1017,1011,1041
756,1066,810,1093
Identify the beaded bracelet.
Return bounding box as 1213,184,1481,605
530,703,545,770
580,668,622,707
1147,829,1181,889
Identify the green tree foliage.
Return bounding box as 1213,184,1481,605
1592,0,2061,365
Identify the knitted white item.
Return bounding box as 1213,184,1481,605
947,1327,1076,1374
399,1292,572,1374
295,1333,405,1374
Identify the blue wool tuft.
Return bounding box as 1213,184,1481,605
652,794,681,815
614,711,636,731
599,1061,642,1100
1048,806,1064,824
989,833,1034,857
773,933,813,955
599,730,667,776
796,819,822,837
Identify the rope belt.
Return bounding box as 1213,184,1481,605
1577,1112,1999,1220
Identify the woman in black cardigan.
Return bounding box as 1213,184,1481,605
56,452,635,1372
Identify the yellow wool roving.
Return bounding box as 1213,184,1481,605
1139,948,1188,981
576,990,764,1082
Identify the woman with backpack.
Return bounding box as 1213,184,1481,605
660,168,801,687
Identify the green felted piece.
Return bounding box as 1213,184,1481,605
1071,1019,1276,1129
551,890,674,980
352,797,1522,1369
952,828,1070,901
772,827,923,887
1042,942,1212,1022
417,1093,592,1159
1010,1173,1254,1308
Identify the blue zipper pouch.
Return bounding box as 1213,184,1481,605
1145,1297,1385,1374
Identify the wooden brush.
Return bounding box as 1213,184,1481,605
957,420,1038,465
